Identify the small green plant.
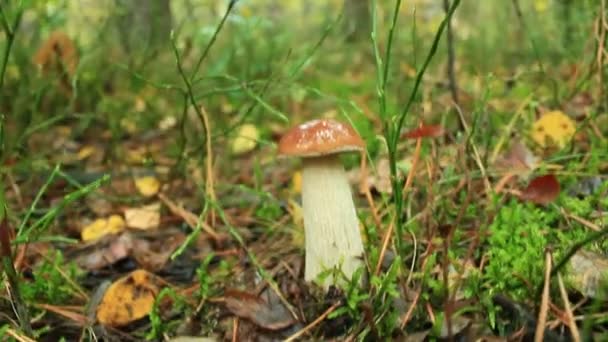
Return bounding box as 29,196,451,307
146,287,187,340
328,267,370,320
367,259,402,338
483,200,555,299
197,253,223,300
21,250,83,305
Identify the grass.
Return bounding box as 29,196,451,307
0,0,607,340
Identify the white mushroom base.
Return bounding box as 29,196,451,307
301,155,365,289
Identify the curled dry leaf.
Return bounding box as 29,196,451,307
76,233,134,270
96,269,162,327
75,230,186,271
224,289,296,331
401,124,445,139
520,174,560,205
124,203,161,230
495,141,539,172
568,250,608,299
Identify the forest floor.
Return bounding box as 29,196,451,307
1,1,608,341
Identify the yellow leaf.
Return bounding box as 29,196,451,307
124,203,161,230
287,199,304,247
81,215,125,241
230,124,259,155
77,145,96,160
96,269,161,327
134,96,146,112
291,171,302,194
158,116,177,131
135,176,160,197
531,110,576,149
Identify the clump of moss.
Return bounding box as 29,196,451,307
484,200,555,299
21,251,83,305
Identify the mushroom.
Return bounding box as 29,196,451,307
279,119,365,289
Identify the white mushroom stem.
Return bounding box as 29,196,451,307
301,154,365,289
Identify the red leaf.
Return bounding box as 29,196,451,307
520,174,560,205
401,125,445,139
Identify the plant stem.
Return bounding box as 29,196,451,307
380,0,461,257
0,189,33,336
0,1,23,91
443,0,459,107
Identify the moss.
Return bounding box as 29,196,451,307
484,200,553,299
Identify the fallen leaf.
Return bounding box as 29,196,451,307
286,199,304,247
135,176,160,197
401,124,445,139
124,203,161,230
230,124,259,155
96,269,161,327
563,92,593,119
158,116,177,131
438,314,471,339
81,215,126,241
531,110,576,149
74,229,187,271
568,250,608,299
76,233,134,270
290,171,302,194
495,141,539,172
224,289,296,330
77,145,97,160
520,174,560,205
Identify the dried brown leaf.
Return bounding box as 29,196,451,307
224,289,296,331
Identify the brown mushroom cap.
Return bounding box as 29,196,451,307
278,119,365,157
